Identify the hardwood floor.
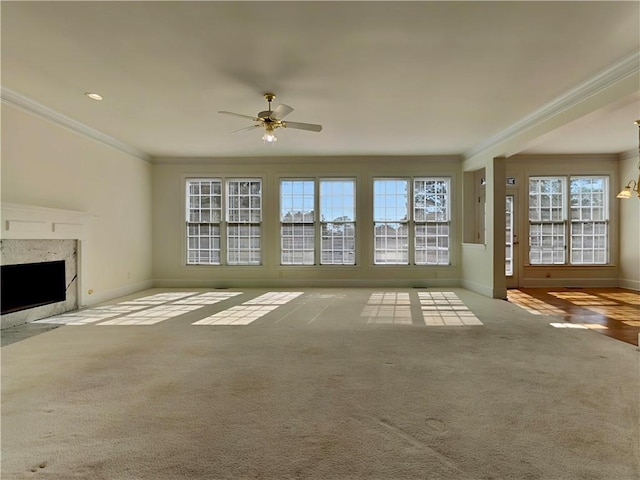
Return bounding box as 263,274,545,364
507,287,640,346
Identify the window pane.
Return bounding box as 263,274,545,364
281,224,315,265
374,180,408,222
186,224,221,265
414,178,449,222
227,224,261,265
529,221,565,265
227,179,261,223
374,222,408,264
320,179,355,222
570,221,607,265
529,177,564,223
281,180,315,222
321,222,355,265
415,223,449,265
186,179,222,224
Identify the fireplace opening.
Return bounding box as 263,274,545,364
1,260,67,314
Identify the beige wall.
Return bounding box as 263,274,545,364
3,103,634,300
152,156,463,288
460,156,506,298
1,104,153,305
618,152,640,290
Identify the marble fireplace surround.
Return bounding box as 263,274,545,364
1,203,94,328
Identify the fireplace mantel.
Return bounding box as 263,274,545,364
1,203,96,240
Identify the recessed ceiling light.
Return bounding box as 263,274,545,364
84,92,103,101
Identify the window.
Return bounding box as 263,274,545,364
186,179,222,264
529,177,565,264
374,179,409,264
414,178,450,265
570,176,608,264
374,178,450,265
279,178,356,265
320,180,356,265
528,176,608,265
280,180,315,265
186,178,262,265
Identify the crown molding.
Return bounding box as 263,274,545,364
465,51,640,161
620,148,639,161
0,87,151,162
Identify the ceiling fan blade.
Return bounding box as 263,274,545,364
282,121,322,132
270,104,294,120
228,125,261,134
218,111,259,121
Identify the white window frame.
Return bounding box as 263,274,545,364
413,177,451,265
185,178,262,266
528,175,609,266
320,179,356,265
280,179,316,265
186,178,222,265
279,177,356,266
569,176,609,265
373,177,451,266
374,179,410,265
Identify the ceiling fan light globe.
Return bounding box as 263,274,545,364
262,131,277,144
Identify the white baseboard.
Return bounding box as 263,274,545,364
522,278,620,288
619,278,640,291
80,280,154,307
460,279,496,298
152,278,461,289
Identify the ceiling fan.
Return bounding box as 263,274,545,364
218,93,322,144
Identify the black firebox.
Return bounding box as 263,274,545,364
1,260,66,314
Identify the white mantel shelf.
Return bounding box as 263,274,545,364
1,203,96,240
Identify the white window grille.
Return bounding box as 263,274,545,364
374,179,409,264
226,179,261,265
320,179,356,265
186,179,222,265
374,178,451,265
279,178,356,265
414,178,450,265
186,178,261,266
280,180,315,265
528,175,609,265
570,176,608,264
529,177,566,264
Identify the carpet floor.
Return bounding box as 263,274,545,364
2,287,639,479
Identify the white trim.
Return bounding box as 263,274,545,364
0,87,151,162
82,280,155,308
620,149,639,161
1,203,96,240
619,279,640,291
461,279,495,298
465,51,640,160
152,278,461,289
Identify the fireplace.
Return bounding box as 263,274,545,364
1,239,78,327
1,260,67,314
1,203,92,329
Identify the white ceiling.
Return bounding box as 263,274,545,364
2,1,639,160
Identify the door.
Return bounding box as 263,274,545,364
505,193,520,288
